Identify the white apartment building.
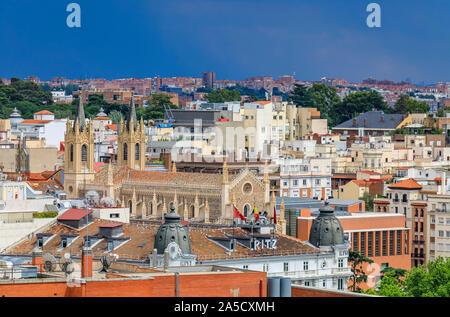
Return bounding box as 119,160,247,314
279,158,332,200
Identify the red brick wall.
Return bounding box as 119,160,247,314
0,271,267,297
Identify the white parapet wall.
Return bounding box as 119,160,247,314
0,218,56,251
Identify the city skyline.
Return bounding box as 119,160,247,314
0,0,449,83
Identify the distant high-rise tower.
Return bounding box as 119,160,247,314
202,72,216,89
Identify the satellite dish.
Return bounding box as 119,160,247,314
99,255,114,273
59,253,73,274
43,253,57,272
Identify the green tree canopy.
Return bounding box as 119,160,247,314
348,250,374,292
0,78,54,119
143,94,178,121
205,89,241,103
333,91,390,125
394,94,430,114
289,83,314,108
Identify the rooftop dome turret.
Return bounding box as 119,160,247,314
154,205,191,255
308,202,345,248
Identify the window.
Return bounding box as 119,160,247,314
283,262,289,272
135,143,140,160
338,258,344,268
70,144,73,162
375,232,380,256
322,280,326,288
263,264,269,272
382,231,387,256
337,279,344,290
243,265,248,270
389,231,394,256
81,145,87,162
315,179,321,185
439,231,444,237
293,180,298,186
123,143,128,161
353,232,358,251
303,262,309,271
360,232,366,256
110,213,119,219
397,231,401,255
304,281,310,287
368,232,373,257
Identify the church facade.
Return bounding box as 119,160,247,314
64,93,275,223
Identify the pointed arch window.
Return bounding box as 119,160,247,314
70,144,74,162
123,143,128,161
135,143,140,161
81,145,87,162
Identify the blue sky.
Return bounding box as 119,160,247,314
0,0,449,83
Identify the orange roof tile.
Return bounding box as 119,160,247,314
20,120,52,124
388,178,422,190
107,124,118,131
359,170,381,175
93,116,110,120
34,110,54,115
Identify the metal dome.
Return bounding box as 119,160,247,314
308,202,345,248
154,206,191,255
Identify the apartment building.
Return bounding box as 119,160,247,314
280,158,332,200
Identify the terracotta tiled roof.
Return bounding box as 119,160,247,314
58,209,93,221
9,220,319,261
94,162,106,173
351,179,380,187
20,120,52,124
25,179,63,192
93,116,110,120
359,170,381,175
388,178,422,190
106,124,118,131
250,101,272,105
96,166,227,187
34,110,54,115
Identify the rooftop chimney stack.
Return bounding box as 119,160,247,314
381,116,384,122
32,249,44,272
363,118,367,127
81,247,93,278
352,119,357,127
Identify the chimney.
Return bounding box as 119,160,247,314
402,114,406,120
32,249,44,272
441,171,447,195
352,119,357,127
363,118,367,127
81,247,93,278
381,116,384,122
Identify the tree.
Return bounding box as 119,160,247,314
332,91,390,125
205,89,241,103
373,270,408,297
309,83,341,126
394,94,430,114
359,191,374,212
405,257,450,297
144,94,178,120
393,94,409,114
348,250,374,292
289,84,314,108
109,110,123,124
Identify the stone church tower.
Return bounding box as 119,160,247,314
64,93,95,198
117,95,146,170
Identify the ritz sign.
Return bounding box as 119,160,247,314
252,238,277,250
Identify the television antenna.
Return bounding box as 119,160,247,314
43,253,57,272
